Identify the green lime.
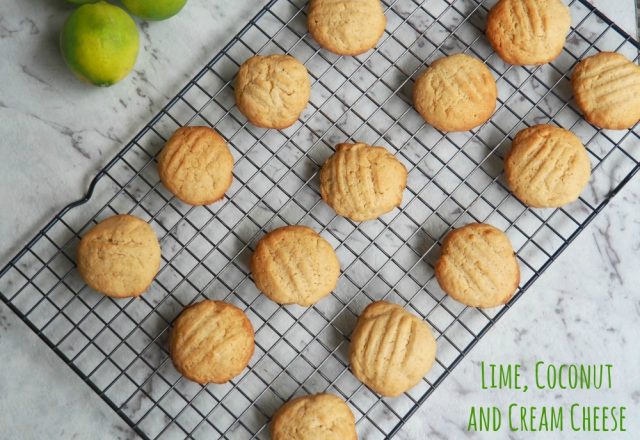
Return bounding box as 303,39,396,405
120,0,188,21
66,0,99,4
60,1,139,86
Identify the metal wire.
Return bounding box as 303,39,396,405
1,0,640,438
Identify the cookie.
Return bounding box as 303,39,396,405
486,0,571,65
349,301,437,397
319,142,407,221
157,126,234,206
572,52,640,129
435,223,520,308
235,54,311,129
271,393,357,440
169,300,254,384
308,0,386,56
504,125,591,207
251,226,340,306
77,214,161,298
413,54,497,132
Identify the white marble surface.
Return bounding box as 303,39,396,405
0,0,638,439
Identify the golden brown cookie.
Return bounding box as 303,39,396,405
157,126,234,206
234,54,310,129
251,226,340,306
571,52,640,129
435,223,520,308
271,393,357,440
349,301,437,397
486,0,571,65
77,214,161,298
319,142,407,222
307,0,386,56
169,300,254,384
413,54,497,132
504,125,591,208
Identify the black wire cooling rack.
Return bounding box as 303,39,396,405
2,0,640,438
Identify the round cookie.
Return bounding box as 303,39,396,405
251,226,340,306
307,0,386,56
169,300,254,384
505,125,591,208
435,223,520,308
319,142,407,221
486,0,571,65
77,214,161,298
235,54,310,129
350,301,437,397
413,54,497,132
572,52,640,129
271,393,357,440
157,126,234,206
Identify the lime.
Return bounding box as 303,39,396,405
120,0,188,21
60,1,139,86
66,0,99,4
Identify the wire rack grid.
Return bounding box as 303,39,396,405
1,0,640,438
